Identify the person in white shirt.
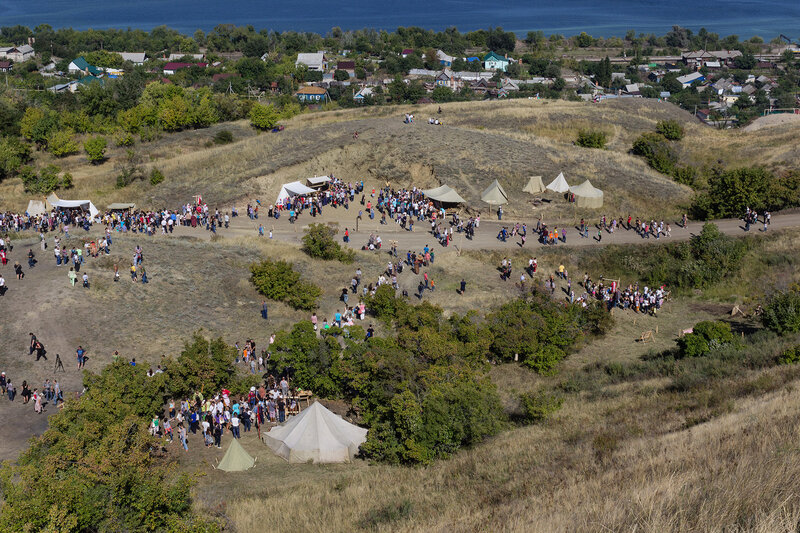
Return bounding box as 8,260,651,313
230,415,240,439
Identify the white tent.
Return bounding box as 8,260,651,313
276,181,315,203
26,200,47,216
306,175,332,189
546,172,570,194
216,438,255,472
262,401,368,464
45,193,99,218
522,176,546,194
569,179,604,208
480,179,508,205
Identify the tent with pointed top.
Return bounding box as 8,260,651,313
480,179,508,205
26,200,47,216
422,184,466,205
569,179,604,208
546,172,570,194
262,401,368,463
522,176,546,194
217,438,255,472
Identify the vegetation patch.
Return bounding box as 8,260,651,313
250,259,322,311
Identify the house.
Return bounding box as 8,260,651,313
483,51,510,72
696,108,711,121
704,61,721,69
48,80,79,93
683,50,742,68
0,45,34,62
435,69,462,90
296,85,330,103
163,62,207,75
269,81,279,93
501,78,519,92
78,75,105,87
436,50,454,67
624,84,642,96
353,86,374,102
167,53,203,62
68,57,103,76
0,61,11,72
470,78,497,95
676,72,705,88
117,52,146,65
295,52,327,71
337,61,356,76
401,49,414,58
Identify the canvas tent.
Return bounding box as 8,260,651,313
480,179,508,205
26,200,46,216
546,172,570,194
276,181,315,203
569,179,604,208
216,438,255,472
46,193,99,218
107,202,136,212
522,175,546,194
306,175,332,189
422,184,466,205
262,401,368,464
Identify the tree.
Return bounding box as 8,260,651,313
333,69,350,81
84,136,108,164
115,149,146,188
631,132,677,174
47,129,80,157
734,52,757,70
596,56,612,87
249,102,279,130
762,289,800,335
250,259,322,311
655,119,685,140
575,32,594,48
301,223,355,263
0,137,31,181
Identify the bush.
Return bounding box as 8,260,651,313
301,223,355,263
519,390,563,423
655,119,685,140
84,135,108,164
114,149,145,188
213,129,233,144
761,289,800,335
249,102,279,130
777,345,800,365
691,167,777,220
576,129,608,149
0,137,32,181
149,167,165,185
677,320,736,358
21,164,62,194
114,130,135,147
47,129,80,157
631,132,676,174
250,259,322,310
61,172,73,189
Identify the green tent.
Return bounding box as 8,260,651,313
217,438,255,472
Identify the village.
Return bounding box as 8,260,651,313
1,26,799,128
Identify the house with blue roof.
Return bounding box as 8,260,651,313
483,52,510,72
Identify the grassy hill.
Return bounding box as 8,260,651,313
3,99,797,220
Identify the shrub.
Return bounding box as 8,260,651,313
0,137,32,181
366,284,406,322
302,223,355,263
47,129,80,157
656,119,685,140
777,345,800,365
149,168,165,185
691,167,777,220
761,289,800,335
114,130,135,147
213,129,233,144
115,149,145,188
61,172,73,189
677,320,736,358
21,164,62,194
576,129,607,149
250,259,321,310
84,135,108,164
631,132,677,174
519,390,563,423
249,102,279,130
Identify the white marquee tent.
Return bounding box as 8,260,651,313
569,179,604,208
546,172,570,194
46,193,99,218
276,181,315,203
262,401,368,463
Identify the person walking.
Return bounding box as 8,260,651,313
460,279,466,295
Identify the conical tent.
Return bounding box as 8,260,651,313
480,179,508,205
569,179,604,208
217,438,255,472
546,172,570,193
522,176,545,194
262,401,368,463
422,185,466,205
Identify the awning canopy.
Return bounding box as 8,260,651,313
480,179,508,205
569,179,604,208
546,172,570,193
422,184,466,204
522,175,546,194
306,175,331,188
277,181,316,203
107,203,136,211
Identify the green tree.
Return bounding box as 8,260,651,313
249,102,279,130
333,69,350,81
301,223,355,263
575,32,595,48
250,259,322,310
655,119,685,140
677,320,735,357
47,129,81,157
762,289,800,335
0,137,32,181
84,136,108,164
631,132,677,174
